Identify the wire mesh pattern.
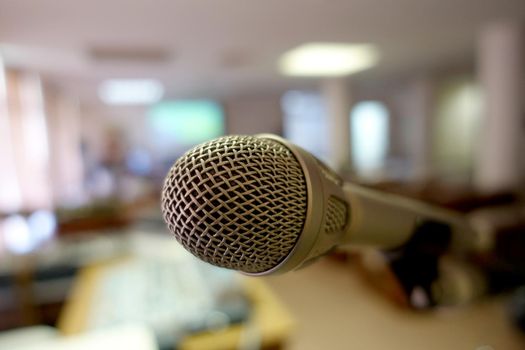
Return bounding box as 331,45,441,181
161,135,308,273
324,196,348,234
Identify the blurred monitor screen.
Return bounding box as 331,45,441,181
149,100,224,159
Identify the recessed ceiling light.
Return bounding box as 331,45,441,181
279,43,379,77
98,79,164,105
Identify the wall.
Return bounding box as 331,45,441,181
224,93,284,135
44,85,85,206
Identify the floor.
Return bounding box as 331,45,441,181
264,258,525,350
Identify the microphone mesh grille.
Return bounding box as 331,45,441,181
324,196,348,234
161,135,308,273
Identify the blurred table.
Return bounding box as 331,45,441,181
58,257,294,350
265,258,525,350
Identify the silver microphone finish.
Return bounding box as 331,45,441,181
162,134,476,276
161,135,309,273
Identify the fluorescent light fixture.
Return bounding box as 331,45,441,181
279,43,379,77
98,79,164,105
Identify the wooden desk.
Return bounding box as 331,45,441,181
58,257,294,350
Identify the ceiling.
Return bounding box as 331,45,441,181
0,0,524,106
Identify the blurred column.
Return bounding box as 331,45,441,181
322,78,352,173
394,77,435,182
474,21,525,193
44,86,85,206
409,77,434,182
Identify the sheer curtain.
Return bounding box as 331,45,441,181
0,60,22,211
1,66,52,211
0,63,83,213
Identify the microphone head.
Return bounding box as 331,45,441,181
161,135,349,275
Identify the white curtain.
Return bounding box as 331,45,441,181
0,63,84,212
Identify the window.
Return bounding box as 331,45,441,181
350,101,389,178
281,90,329,162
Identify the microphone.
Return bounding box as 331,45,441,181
161,134,476,276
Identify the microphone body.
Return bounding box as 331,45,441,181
161,134,476,276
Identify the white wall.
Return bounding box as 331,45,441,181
224,93,283,135
44,85,85,206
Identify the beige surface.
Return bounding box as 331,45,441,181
265,258,525,350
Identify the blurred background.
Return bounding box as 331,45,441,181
0,1,525,349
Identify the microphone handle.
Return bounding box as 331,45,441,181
342,183,479,253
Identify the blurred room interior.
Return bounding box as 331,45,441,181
0,1,525,349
